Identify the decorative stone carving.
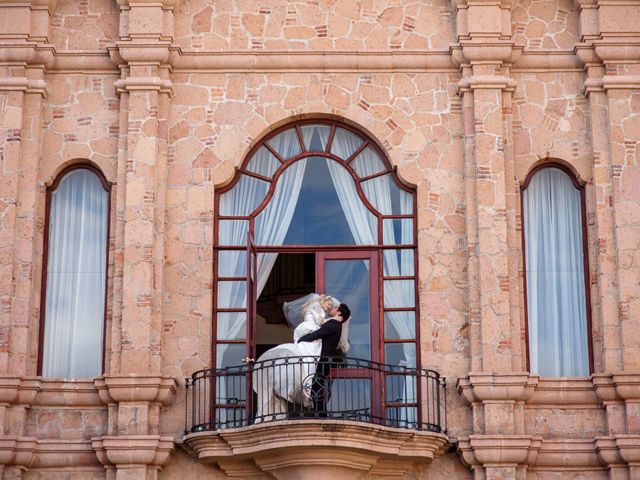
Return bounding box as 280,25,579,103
183,420,449,480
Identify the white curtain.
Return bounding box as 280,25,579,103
330,127,363,159
524,168,589,377
326,158,415,367
216,131,306,422
217,130,305,355
255,159,307,293
43,170,108,378
325,160,376,245
301,125,331,152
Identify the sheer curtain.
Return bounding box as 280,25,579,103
217,130,305,352
325,160,376,245
524,168,589,377
43,169,108,378
326,158,414,366
255,159,307,293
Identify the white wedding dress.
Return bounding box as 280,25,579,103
252,302,326,420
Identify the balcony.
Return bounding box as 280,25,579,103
182,357,449,479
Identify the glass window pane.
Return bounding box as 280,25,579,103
215,407,247,429
385,343,416,368
383,219,413,245
217,250,246,277
383,249,414,277
326,378,371,417
216,343,245,368
218,220,249,246
43,169,108,379
217,312,246,340
384,311,416,340
246,146,280,177
301,125,331,151
330,127,364,159
523,167,589,377
217,281,246,309
351,146,386,177
385,406,417,429
268,128,301,159
219,174,270,216
361,173,413,215
384,280,415,308
385,374,417,402
325,259,371,360
263,158,376,246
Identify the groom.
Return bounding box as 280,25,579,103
297,303,351,415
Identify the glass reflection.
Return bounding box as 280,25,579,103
218,220,249,246
330,127,363,159
217,312,247,340
382,219,413,245
279,158,365,245
325,259,371,360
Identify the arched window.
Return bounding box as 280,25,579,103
214,120,418,420
40,166,110,378
522,165,591,376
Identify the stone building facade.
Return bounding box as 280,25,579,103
0,0,639,479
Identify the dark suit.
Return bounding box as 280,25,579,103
297,319,343,414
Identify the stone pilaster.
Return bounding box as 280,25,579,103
0,0,54,378
577,0,640,376
595,1,640,373
0,3,53,478
453,1,536,477
93,375,176,480
109,0,177,377
452,0,522,375
92,2,179,479
576,4,640,479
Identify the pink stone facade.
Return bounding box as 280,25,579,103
0,0,638,479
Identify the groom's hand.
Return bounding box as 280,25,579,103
297,333,312,343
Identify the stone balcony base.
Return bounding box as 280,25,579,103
182,420,449,480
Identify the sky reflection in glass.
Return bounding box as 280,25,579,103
283,158,358,245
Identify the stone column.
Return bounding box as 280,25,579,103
91,2,178,479
0,0,54,378
453,0,523,377
0,2,54,478
578,1,640,479
453,0,539,477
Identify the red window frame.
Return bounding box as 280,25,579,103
38,163,112,376
213,118,419,375
520,163,594,374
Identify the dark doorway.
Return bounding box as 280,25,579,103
255,253,315,358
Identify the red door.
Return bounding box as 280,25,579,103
316,251,383,420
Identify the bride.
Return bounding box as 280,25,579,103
252,293,349,420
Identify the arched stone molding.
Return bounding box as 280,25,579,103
517,156,591,187
42,157,117,187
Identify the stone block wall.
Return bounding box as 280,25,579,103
0,1,638,479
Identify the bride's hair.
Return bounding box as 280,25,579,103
302,294,337,317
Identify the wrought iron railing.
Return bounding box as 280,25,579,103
185,357,446,434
